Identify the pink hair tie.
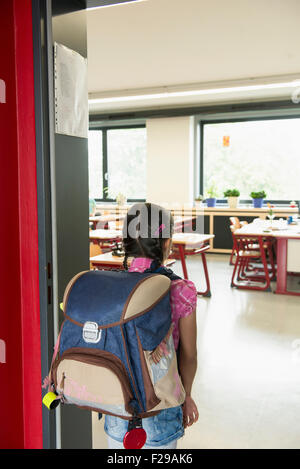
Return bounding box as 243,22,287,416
154,223,165,236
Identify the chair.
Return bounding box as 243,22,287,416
89,242,102,269
229,217,248,265
229,217,276,280
231,233,273,291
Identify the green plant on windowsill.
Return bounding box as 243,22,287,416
224,188,240,209
250,190,267,209
103,187,126,204
205,184,218,199
205,184,218,207
115,192,127,206
223,189,240,198
194,194,203,208
250,191,266,199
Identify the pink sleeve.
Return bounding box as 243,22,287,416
170,279,197,319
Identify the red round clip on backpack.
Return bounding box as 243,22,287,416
123,417,147,449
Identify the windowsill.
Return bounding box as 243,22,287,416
202,205,298,212
92,201,298,214
210,203,294,207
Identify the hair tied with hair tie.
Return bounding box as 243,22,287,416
154,223,165,236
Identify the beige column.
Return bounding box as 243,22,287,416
146,116,196,206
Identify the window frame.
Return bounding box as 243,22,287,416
88,123,147,203
199,114,300,206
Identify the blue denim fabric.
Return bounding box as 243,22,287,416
67,270,148,326
104,406,184,447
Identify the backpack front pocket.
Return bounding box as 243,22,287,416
137,329,186,412
52,348,134,418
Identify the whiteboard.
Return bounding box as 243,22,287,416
54,42,88,139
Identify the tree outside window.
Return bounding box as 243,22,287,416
88,126,146,201
202,118,300,201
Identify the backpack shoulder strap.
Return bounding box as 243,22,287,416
143,260,183,362
143,259,182,281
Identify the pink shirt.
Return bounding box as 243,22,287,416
129,257,197,350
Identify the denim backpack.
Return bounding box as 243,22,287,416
43,261,186,422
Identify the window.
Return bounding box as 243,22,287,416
88,126,147,201
88,130,103,199
201,117,300,201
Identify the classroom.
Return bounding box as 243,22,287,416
1,0,300,450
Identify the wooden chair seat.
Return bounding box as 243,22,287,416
248,243,270,250
238,250,261,257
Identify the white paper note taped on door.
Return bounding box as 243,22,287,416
54,42,88,138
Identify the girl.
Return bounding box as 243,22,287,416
104,202,199,449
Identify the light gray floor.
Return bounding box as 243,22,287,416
93,254,300,449
174,254,300,449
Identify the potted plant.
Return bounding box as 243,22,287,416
116,192,127,206
250,190,266,208
267,202,275,224
205,184,218,207
224,189,240,209
104,186,127,206
194,194,203,207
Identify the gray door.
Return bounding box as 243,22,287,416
35,0,129,450
34,0,91,449
51,0,91,449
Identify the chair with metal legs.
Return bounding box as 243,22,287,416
229,217,248,265
231,233,272,291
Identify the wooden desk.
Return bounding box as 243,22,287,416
90,229,122,240
89,229,122,252
90,232,214,297
89,215,125,230
171,233,215,297
90,252,176,270
235,220,300,295
198,206,298,254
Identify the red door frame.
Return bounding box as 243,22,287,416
0,0,42,448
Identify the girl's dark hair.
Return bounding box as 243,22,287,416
122,203,174,270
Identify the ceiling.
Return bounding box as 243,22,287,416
67,0,300,113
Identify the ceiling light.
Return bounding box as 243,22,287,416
87,0,147,11
89,81,299,104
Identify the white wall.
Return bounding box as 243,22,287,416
53,10,87,57
146,116,196,205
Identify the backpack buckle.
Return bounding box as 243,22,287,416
82,321,101,344
127,416,142,432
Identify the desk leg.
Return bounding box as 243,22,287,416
259,236,271,292
178,245,189,279
197,252,211,297
275,238,287,294
177,245,211,297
